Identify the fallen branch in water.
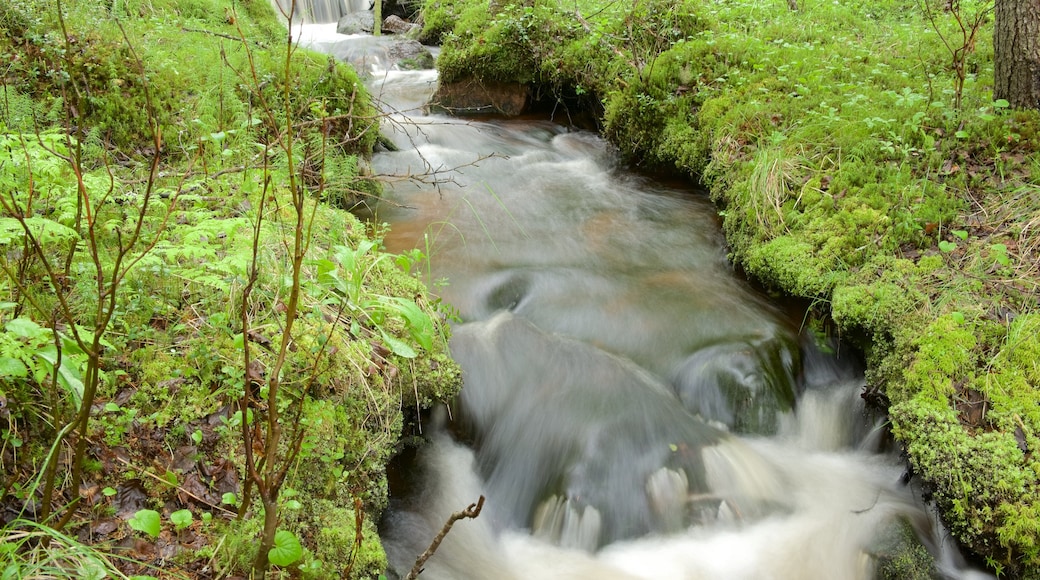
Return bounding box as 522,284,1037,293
405,495,485,580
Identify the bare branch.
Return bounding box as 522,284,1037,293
405,496,486,580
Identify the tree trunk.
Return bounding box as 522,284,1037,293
252,495,280,579
994,0,1040,109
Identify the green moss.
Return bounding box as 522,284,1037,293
831,256,930,337
742,236,846,297
886,313,1040,574
297,501,388,579
419,0,466,44
891,398,1039,573
871,519,938,580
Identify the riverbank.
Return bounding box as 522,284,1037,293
0,1,459,577
420,0,1040,576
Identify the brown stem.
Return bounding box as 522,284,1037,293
252,494,280,579
405,496,485,580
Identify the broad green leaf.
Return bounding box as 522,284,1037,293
129,509,162,538
938,240,957,252
379,333,417,359
268,529,303,566
385,297,434,350
34,345,85,407
162,470,179,487
170,509,193,530
0,217,79,248
77,557,107,580
0,357,27,378
313,258,340,286
5,317,47,340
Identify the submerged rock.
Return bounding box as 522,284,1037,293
672,339,798,433
448,312,778,546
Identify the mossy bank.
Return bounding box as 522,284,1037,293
424,0,1040,576
0,0,459,578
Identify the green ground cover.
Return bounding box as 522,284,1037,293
423,0,1040,575
0,0,460,577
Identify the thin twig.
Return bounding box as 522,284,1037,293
182,27,266,47
405,496,485,580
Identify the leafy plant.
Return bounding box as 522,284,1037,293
169,509,194,531
0,518,141,580
128,509,161,539
314,243,436,358
267,529,303,567
920,0,993,110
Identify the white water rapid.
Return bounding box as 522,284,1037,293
288,21,994,580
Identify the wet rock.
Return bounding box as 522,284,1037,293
382,0,423,19
337,11,375,35
431,77,530,116
310,34,435,72
484,272,531,312
868,517,941,580
383,14,419,36
672,339,799,434
385,39,435,70
449,312,773,545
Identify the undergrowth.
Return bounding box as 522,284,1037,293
0,0,460,578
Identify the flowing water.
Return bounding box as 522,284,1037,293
271,0,368,23
287,21,992,580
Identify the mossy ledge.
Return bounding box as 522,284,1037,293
425,0,1040,576
0,0,459,577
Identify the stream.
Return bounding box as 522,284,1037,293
289,21,991,580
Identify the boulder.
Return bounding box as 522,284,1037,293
336,11,374,34
430,77,530,116
448,312,775,545
383,14,419,36
384,39,434,69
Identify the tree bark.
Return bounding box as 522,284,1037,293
994,0,1040,109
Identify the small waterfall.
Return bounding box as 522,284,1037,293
269,0,368,23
